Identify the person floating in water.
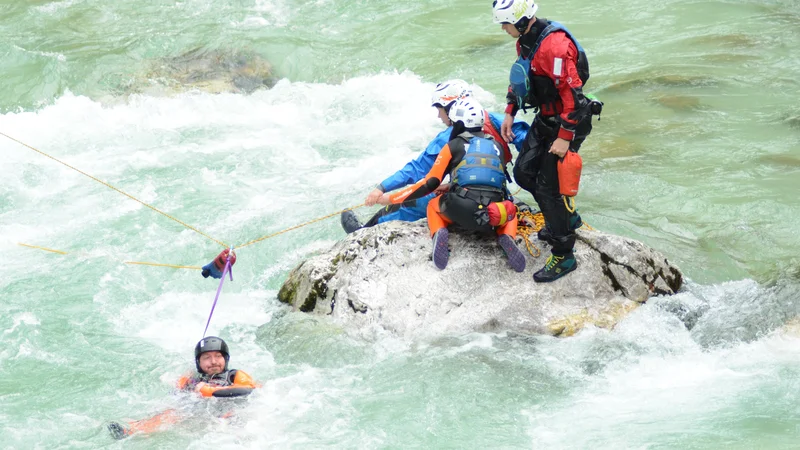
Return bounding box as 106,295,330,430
377,98,526,272
340,80,529,234
107,336,258,440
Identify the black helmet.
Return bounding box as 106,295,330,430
194,336,230,373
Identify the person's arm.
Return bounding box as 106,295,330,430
539,35,588,143
383,144,453,205
489,112,529,151
501,40,524,141
378,129,450,193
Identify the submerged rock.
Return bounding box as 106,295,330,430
603,74,715,94
278,219,683,339
116,48,276,96
654,94,703,112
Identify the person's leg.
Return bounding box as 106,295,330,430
495,215,518,239
427,194,451,236
371,194,434,226
495,215,525,272
512,129,543,194
428,195,452,269
537,117,592,242
340,194,434,234
108,409,183,440
532,118,593,282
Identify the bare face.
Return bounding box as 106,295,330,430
501,23,521,38
437,106,451,126
198,351,226,375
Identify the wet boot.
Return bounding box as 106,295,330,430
497,234,526,273
340,210,363,234
533,252,577,283
432,228,450,270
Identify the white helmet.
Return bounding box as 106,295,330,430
492,0,538,25
448,98,484,129
431,79,473,109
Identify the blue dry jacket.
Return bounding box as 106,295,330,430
379,112,529,192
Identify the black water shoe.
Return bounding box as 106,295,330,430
340,210,362,234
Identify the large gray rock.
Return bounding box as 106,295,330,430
278,220,683,338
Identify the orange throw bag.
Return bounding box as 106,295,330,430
558,150,583,197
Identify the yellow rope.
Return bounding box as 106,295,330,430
125,261,202,270
236,187,520,249
2,132,227,248
564,195,576,213
516,210,545,258
236,204,365,249
19,243,201,270
18,243,68,254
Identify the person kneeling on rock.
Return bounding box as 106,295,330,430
377,98,526,272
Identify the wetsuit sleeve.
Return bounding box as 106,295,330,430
536,34,587,141
379,130,450,192
388,144,453,204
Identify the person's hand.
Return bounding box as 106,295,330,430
365,188,383,206
377,193,392,206
434,183,451,194
549,138,570,158
501,114,515,143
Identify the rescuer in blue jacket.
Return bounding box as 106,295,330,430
340,80,530,233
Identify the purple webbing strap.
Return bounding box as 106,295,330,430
202,253,234,337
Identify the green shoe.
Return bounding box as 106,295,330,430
533,253,577,283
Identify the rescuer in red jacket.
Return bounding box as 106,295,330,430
493,0,597,282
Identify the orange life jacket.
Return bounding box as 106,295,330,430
177,370,259,398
